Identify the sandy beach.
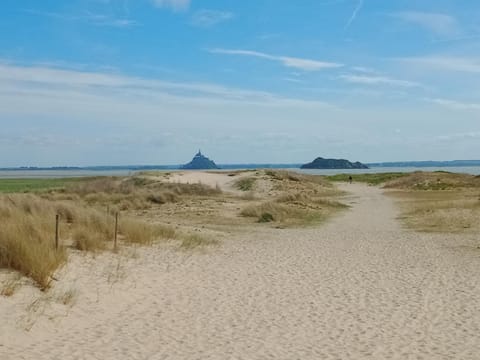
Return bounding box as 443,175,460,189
1,182,480,359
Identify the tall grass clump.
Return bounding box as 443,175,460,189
72,228,107,251
120,218,177,245
241,202,308,224
0,194,118,287
0,195,67,289
56,202,113,251
234,177,256,191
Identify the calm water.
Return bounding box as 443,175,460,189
1,166,480,179
296,166,480,176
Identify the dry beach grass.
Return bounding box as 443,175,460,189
380,171,480,233
0,170,341,289
0,192,177,289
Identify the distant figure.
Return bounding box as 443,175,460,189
348,176,353,184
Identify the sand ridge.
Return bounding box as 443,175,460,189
1,183,480,359
161,171,243,192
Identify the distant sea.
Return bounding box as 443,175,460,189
1,166,480,179
296,166,480,176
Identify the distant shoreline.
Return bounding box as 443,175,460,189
2,160,480,171
2,165,480,179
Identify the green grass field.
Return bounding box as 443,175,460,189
0,178,88,193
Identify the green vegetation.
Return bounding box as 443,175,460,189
383,171,480,190
234,177,256,191
0,178,88,193
258,212,274,223
265,170,301,182
180,234,218,249
326,173,407,186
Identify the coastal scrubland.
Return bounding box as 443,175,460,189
329,170,480,234
3,170,480,359
239,170,346,226
382,172,480,234
3,168,478,292
0,170,345,290
0,193,177,289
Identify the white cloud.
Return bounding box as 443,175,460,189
84,13,138,27
429,98,480,110
0,62,345,165
0,62,334,109
191,10,233,27
209,49,342,71
339,74,420,87
436,131,480,141
2,62,479,166
282,77,303,83
401,56,480,73
152,0,190,12
351,66,378,74
392,12,459,37
24,9,137,27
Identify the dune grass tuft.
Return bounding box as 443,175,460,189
241,201,318,225
234,177,256,191
120,218,177,245
180,234,218,249
0,195,67,289
258,212,275,223
72,228,107,252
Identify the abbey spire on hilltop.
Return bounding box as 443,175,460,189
182,150,219,170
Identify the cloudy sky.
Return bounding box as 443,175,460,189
1,0,480,166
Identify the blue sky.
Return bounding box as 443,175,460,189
1,0,480,166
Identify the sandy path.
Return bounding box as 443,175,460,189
161,171,241,191
2,184,480,359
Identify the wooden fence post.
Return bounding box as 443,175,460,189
114,212,118,251
55,214,59,250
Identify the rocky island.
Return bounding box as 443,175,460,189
301,157,369,169
182,150,220,170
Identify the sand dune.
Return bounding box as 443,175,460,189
2,183,480,359
163,171,242,191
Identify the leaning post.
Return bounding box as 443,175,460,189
114,212,119,251
55,214,60,250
